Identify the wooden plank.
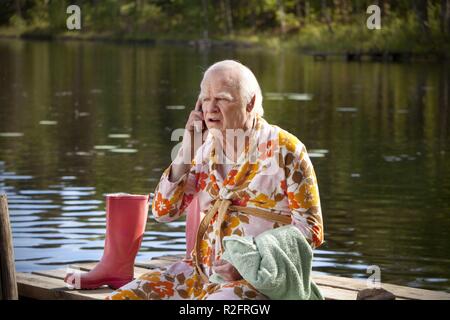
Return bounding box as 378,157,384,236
65,257,176,272
156,254,185,261
17,273,112,300
33,265,153,283
135,259,175,270
25,270,358,300
67,261,168,272
0,194,18,300
66,260,361,300
32,269,68,281
68,262,98,272
21,272,359,301
312,273,450,300
16,255,450,300
319,285,358,300
68,264,152,279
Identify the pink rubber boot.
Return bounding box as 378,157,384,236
64,194,149,289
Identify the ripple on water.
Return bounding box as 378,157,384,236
166,105,185,110
94,145,117,150
63,199,102,205
19,190,60,195
62,210,105,217
39,120,58,125
265,92,313,101
336,107,358,112
108,133,130,139
0,132,24,137
10,216,41,223
61,205,99,212
8,203,60,210
60,190,96,197
109,148,138,153
8,199,53,204
61,176,77,180
0,175,34,181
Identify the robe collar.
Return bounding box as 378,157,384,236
207,116,265,199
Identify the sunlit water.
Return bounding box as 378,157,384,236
0,39,449,292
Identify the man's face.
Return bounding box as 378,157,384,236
199,69,248,132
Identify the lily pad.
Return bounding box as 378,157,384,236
94,145,117,150
109,148,138,153
166,105,185,110
309,149,329,154
108,134,131,139
285,93,313,101
39,120,58,125
0,132,24,137
336,107,358,113
308,152,326,158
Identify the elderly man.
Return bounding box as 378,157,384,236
107,60,324,300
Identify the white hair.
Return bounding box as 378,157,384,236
202,60,264,117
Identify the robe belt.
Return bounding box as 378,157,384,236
192,198,292,283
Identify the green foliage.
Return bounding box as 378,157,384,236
120,2,165,34
90,0,120,31
0,0,449,57
9,14,26,30
48,0,68,31
28,0,50,28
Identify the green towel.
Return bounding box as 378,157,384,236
214,225,324,300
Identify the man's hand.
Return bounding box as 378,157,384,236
169,98,207,182
185,98,205,133
212,259,242,281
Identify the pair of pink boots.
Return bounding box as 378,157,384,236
64,194,201,290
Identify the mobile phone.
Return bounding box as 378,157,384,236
194,99,205,132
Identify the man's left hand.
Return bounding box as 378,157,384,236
212,259,242,281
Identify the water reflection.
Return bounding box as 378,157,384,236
0,39,449,292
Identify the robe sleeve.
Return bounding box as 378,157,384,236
282,135,324,249
151,147,200,222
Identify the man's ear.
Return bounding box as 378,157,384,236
246,95,256,113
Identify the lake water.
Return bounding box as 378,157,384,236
0,39,449,292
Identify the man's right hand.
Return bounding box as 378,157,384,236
185,98,205,133
169,98,206,182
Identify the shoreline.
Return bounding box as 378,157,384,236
0,30,447,62
0,29,261,49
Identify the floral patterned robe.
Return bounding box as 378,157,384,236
107,116,324,300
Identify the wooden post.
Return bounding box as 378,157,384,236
0,194,18,300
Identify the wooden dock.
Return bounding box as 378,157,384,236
16,254,450,300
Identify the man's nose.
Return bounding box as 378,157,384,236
204,99,219,113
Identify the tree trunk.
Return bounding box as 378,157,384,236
321,0,334,34
202,0,209,40
296,0,307,26
222,0,233,35
414,0,429,33
441,0,450,34
277,0,287,35
341,0,350,24
447,0,450,34
14,0,22,18
296,0,305,19
134,0,141,32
